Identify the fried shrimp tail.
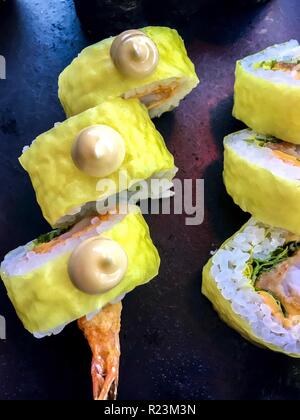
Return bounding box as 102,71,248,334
78,303,122,400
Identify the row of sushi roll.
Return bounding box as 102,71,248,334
0,27,199,399
203,41,300,357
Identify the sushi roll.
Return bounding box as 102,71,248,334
202,218,300,357
58,26,199,118
233,40,300,144
0,206,159,337
223,129,300,234
20,97,176,227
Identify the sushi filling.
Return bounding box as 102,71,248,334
250,42,300,81
250,240,300,328
1,211,126,277
210,219,300,353
56,167,177,227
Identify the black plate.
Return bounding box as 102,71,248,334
1,0,300,400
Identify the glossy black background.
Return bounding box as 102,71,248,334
0,0,300,400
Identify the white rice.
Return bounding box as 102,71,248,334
225,129,300,181
241,39,300,86
210,218,300,354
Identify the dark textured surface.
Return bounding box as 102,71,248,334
73,0,271,39
0,0,300,401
